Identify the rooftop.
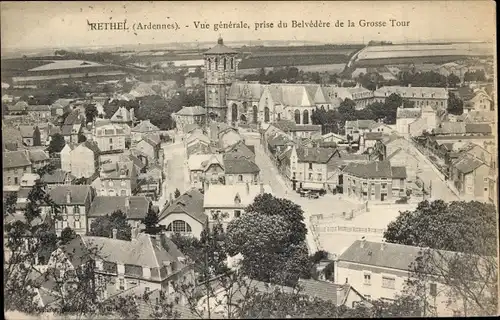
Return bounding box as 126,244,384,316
47,185,92,205
224,158,260,174
3,150,32,169
88,196,151,220
159,188,206,224
343,160,397,179
204,37,238,55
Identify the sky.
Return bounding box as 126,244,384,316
1,1,496,51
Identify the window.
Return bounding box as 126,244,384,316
382,276,395,289
121,180,127,187
121,189,127,196
7,177,11,184
109,138,113,144
309,163,313,170
167,220,192,233
364,273,371,285
145,287,150,293
238,175,243,182
109,181,114,187
430,283,437,296
381,183,387,189
317,173,322,181
292,172,296,179
308,173,313,180
14,177,18,185
74,206,80,214
234,210,241,218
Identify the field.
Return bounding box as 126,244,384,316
354,42,494,67
238,54,350,69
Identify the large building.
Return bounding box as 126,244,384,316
204,37,238,122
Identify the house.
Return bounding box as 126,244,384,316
3,123,24,151
383,135,421,182
434,122,467,135
278,145,340,191
183,123,202,136
135,135,161,162
208,122,242,149
131,120,160,144
465,123,492,136
61,109,85,143
88,196,151,229
47,232,194,298
60,141,100,179
203,183,272,229
40,169,74,190
173,106,207,132
373,86,448,110
186,140,213,157
342,161,407,202
158,188,206,239
223,156,260,185
450,153,490,200
7,101,28,115
26,105,51,120
37,122,62,146
28,149,51,171
42,185,94,235
360,132,383,153
396,107,421,136
110,106,136,127
457,110,496,124
335,239,473,316
19,125,42,146
187,154,224,189
223,141,256,161
265,133,293,159
321,132,347,144
3,150,32,187
136,163,163,201
93,122,127,152
457,87,493,113
344,120,379,140
271,120,322,140
95,160,137,196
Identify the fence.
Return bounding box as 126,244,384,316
310,201,368,223
312,225,386,235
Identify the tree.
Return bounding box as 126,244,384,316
174,188,181,198
142,206,165,235
338,98,357,121
33,126,42,146
60,226,77,244
84,103,98,124
447,74,461,87
447,92,464,115
47,133,66,154
89,210,132,241
103,102,119,119
384,200,498,316
77,132,87,143
226,194,310,285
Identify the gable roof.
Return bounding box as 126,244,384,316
296,147,337,164
159,188,206,224
343,161,393,179
465,123,492,134
18,125,35,138
27,105,51,112
176,106,206,116
41,169,73,184
435,122,467,135
391,166,407,179
111,107,134,123
183,123,201,134
223,158,260,174
397,107,421,119
28,149,50,162
63,110,83,126
188,154,223,171
228,82,264,101
75,140,101,155
3,150,32,169
47,185,92,205
131,120,159,133
224,141,255,159
453,155,486,174
88,196,150,220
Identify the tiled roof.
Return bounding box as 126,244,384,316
396,107,421,119
453,156,485,174
82,232,186,272
41,169,72,184
159,188,206,224
61,125,75,136
343,160,393,179
455,87,475,101
100,161,134,179
176,106,206,116
47,185,92,205
224,158,260,174
391,166,407,179
297,279,354,306
228,82,264,100
460,111,496,123
3,150,31,169
364,132,383,141
78,140,101,154
186,131,211,145
183,123,201,134
63,110,83,126
339,240,457,273
268,134,292,147
465,123,492,134
88,196,151,220
435,122,466,135
345,120,378,130
296,147,337,164
27,105,50,112
224,141,255,159
204,184,272,208
204,38,238,55
188,154,223,171
131,120,159,133
18,125,35,138
374,86,448,99
28,149,50,162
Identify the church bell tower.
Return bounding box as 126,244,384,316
203,36,238,122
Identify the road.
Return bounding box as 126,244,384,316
253,142,360,254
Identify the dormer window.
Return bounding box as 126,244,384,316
234,193,241,205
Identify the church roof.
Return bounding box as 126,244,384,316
204,37,238,55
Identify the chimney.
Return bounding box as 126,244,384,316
246,182,250,195
112,228,117,239
66,191,72,204
260,182,265,195
360,236,366,248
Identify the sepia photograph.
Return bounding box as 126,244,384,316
1,1,498,319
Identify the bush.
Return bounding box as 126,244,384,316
395,196,408,204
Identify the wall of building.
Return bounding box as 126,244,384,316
225,173,259,185
159,212,204,239
4,165,32,186
343,174,395,202
70,147,97,179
